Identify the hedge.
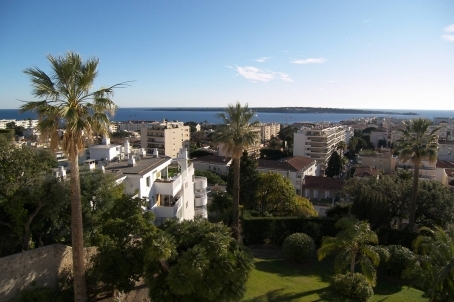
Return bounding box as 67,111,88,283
241,216,338,246
376,228,418,249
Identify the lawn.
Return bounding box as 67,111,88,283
243,257,427,302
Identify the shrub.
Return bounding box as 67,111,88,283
302,221,321,243
282,233,316,263
332,273,374,301
377,227,418,249
384,245,414,277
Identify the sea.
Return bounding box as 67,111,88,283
1,108,454,124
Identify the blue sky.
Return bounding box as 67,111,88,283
1,0,453,110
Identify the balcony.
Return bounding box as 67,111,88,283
154,175,182,196
152,198,182,219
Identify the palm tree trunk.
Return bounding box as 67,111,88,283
350,252,356,274
70,156,87,302
408,161,420,232
232,157,241,242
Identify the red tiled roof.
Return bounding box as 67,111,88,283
354,166,380,178
257,156,316,172
436,160,454,169
302,176,345,191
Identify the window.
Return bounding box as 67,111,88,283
146,176,150,187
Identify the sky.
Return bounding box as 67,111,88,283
0,0,453,110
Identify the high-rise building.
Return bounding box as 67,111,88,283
293,124,347,174
141,121,190,158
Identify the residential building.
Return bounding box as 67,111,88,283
433,117,454,125
438,140,454,162
301,176,345,216
141,121,190,158
435,160,454,189
88,137,122,162
356,150,398,173
257,156,317,194
353,166,380,179
293,124,347,174
259,122,281,142
396,158,437,181
191,155,232,175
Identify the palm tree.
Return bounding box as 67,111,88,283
404,226,454,301
213,102,259,241
20,51,125,302
317,218,389,286
395,118,440,231
336,141,347,158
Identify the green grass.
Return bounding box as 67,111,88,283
243,258,427,302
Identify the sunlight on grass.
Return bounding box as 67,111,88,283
243,258,426,302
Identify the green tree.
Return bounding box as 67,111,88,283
325,151,342,177
79,171,124,245
207,191,232,225
252,172,317,217
90,195,156,296
404,226,454,301
212,102,259,241
395,118,440,231
268,136,282,150
0,136,67,253
20,51,125,302
318,218,389,286
416,181,454,229
144,218,254,302
226,150,260,208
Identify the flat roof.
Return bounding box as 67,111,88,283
103,155,171,176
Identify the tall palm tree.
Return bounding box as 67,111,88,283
20,51,125,302
404,226,454,301
213,102,259,241
317,218,389,286
395,118,440,231
336,141,347,158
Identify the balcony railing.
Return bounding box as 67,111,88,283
154,175,182,196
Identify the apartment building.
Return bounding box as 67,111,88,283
438,140,454,162
293,124,347,174
357,149,398,173
259,122,281,142
217,127,262,158
396,158,437,181
141,121,190,158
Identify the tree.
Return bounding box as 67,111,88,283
20,51,126,302
90,195,156,296
395,118,440,231
404,226,454,301
212,103,259,241
226,150,260,208
207,191,232,225
318,218,389,286
336,141,347,157
416,181,454,229
252,172,317,217
325,151,342,177
144,218,254,302
0,136,68,253
79,171,124,245
278,125,297,155
268,136,282,150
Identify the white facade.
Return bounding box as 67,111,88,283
260,122,281,142
141,121,190,158
293,124,347,174
396,158,437,181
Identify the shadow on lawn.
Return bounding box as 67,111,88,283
243,287,361,302
253,258,333,284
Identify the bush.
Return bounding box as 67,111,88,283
302,221,321,243
282,233,316,263
384,245,414,277
332,273,374,301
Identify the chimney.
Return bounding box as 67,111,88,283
98,163,105,173
153,148,159,158
102,136,110,145
128,157,136,167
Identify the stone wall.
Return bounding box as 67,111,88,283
0,244,95,302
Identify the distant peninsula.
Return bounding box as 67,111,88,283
144,107,417,115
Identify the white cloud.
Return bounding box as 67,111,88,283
236,66,293,82
442,34,454,42
290,57,327,64
444,24,454,32
225,65,234,69
442,24,454,42
255,57,271,63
